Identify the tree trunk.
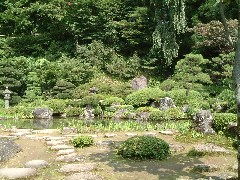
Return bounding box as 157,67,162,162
235,0,240,178
219,1,234,48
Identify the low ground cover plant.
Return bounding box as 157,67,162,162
71,135,94,148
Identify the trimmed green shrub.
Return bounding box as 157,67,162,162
72,135,94,148
64,107,84,117
148,107,186,121
167,89,209,116
80,94,104,107
117,136,170,160
125,88,166,107
45,99,68,114
101,97,125,106
213,113,236,132
215,89,235,113
72,75,133,99
136,106,159,113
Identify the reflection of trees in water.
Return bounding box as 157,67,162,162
33,119,53,129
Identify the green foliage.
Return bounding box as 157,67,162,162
80,94,104,107
101,97,125,106
187,149,205,157
71,135,94,148
52,80,75,99
117,136,170,160
44,99,68,114
64,107,84,117
167,89,210,116
148,107,186,121
125,88,166,107
215,89,236,113
73,75,133,99
212,113,236,132
136,106,159,113
172,54,212,91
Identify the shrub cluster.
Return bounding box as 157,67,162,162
212,113,236,132
148,107,186,121
125,88,166,107
71,135,94,148
117,136,170,160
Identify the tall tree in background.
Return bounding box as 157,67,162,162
151,0,186,66
217,0,240,177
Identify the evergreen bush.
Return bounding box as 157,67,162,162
101,97,125,106
117,136,170,160
212,113,236,132
125,88,166,107
80,94,104,107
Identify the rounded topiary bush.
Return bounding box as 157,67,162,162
213,113,236,132
117,136,170,160
101,96,125,106
72,135,94,148
125,88,166,107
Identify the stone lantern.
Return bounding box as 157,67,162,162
3,86,11,109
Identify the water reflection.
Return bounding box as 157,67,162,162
33,118,53,129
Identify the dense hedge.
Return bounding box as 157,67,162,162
125,88,166,107
117,136,170,160
212,113,236,132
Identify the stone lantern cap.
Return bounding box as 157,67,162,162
3,86,12,95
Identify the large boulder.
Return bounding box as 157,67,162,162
192,110,215,134
159,97,176,110
33,108,53,119
0,138,22,162
131,75,147,90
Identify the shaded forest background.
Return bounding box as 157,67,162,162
0,0,238,110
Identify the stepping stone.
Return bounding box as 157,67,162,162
144,132,157,136
57,149,75,156
60,163,98,173
104,133,117,138
193,143,231,154
169,144,185,153
159,130,174,135
46,136,67,141
125,133,138,137
0,168,37,179
32,129,61,134
51,144,73,150
88,134,98,138
192,164,219,172
0,135,18,140
9,132,32,137
46,140,65,146
96,140,114,146
10,128,32,133
25,160,48,168
56,153,85,162
65,172,103,180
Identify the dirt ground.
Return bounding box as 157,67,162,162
0,131,237,180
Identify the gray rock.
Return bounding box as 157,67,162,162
104,133,117,138
9,132,32,137
60,163,98,173
51,145,73,150
159,97,176,110
193,110,215,134
33,118,53,129
0,168,37,179
33,108,53,119
25,160,48,168
0,138,22,162
131,75,147,90
62,127,78,134
136,112,150,121
65,172,103,180
46,136,67,141
193,143,231,154
46,140,65,146
95,141,114,146
159,130,174,135
125,133,138,137
227,122,237,135
144,132,157,137
192,164,218,172
33,129,61,134
56,153,85,162
57,149,75,156
169,144,185,153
